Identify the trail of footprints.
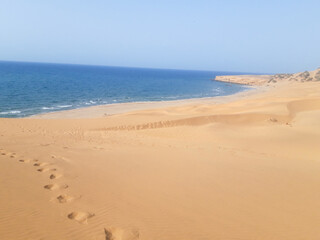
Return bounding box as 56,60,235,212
0,148,94,225
0,147,140,239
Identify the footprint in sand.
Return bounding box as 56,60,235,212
44,183,68,191
51,155,70,162
34,162,49,167
55,194,74,203
49,173,62,179
37,167,57,173
67,212,95,224
40,143,50,147
0,151,11,156
19,159,31,163
104,227,140,240
4,152,17,158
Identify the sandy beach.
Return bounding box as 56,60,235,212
1,71,320,239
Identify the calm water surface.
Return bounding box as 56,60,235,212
0,61,249,118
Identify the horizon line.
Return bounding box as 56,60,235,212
0,59,268,75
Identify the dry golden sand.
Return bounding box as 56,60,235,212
0,78,320,239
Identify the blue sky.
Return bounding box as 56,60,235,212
0,0,319,73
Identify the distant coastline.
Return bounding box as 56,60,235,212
214,68,320,86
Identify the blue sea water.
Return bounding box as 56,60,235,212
0,61,248,118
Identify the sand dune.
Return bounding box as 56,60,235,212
102,97,320,131
1,76,320,239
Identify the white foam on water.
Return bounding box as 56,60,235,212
42,107,56,110
57,105,72,108
0,110,21,115
84,100,97,105
213,87,224,94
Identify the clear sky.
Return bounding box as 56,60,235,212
1,0,319,73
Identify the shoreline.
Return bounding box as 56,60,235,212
29,85,261,119
32,66,319,119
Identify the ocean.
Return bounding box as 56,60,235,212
0,61,248,118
